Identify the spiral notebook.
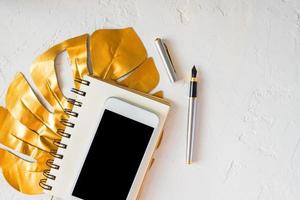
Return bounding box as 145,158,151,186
40,75,170,200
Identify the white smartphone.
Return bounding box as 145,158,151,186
71,97,160,200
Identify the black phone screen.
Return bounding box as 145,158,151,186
72,109,154,200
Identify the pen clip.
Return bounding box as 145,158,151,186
162,42,175,72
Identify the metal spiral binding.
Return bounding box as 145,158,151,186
39,77,90,191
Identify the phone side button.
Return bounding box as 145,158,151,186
148,158,155,171
155,131,164,150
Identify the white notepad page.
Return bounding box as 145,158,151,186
45,76,170,200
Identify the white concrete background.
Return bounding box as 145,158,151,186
0,0,300,199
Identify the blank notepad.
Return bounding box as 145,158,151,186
41,76,170,200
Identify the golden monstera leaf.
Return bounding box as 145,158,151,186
0,27,161,194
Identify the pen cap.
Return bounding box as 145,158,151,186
155,38,177,82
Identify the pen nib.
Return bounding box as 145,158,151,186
191,65,197,78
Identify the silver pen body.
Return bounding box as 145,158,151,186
186,97,197,164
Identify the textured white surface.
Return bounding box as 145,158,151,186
0,0,300,200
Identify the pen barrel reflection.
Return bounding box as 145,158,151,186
186,97,197,164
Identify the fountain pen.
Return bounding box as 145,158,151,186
186,66,197,164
